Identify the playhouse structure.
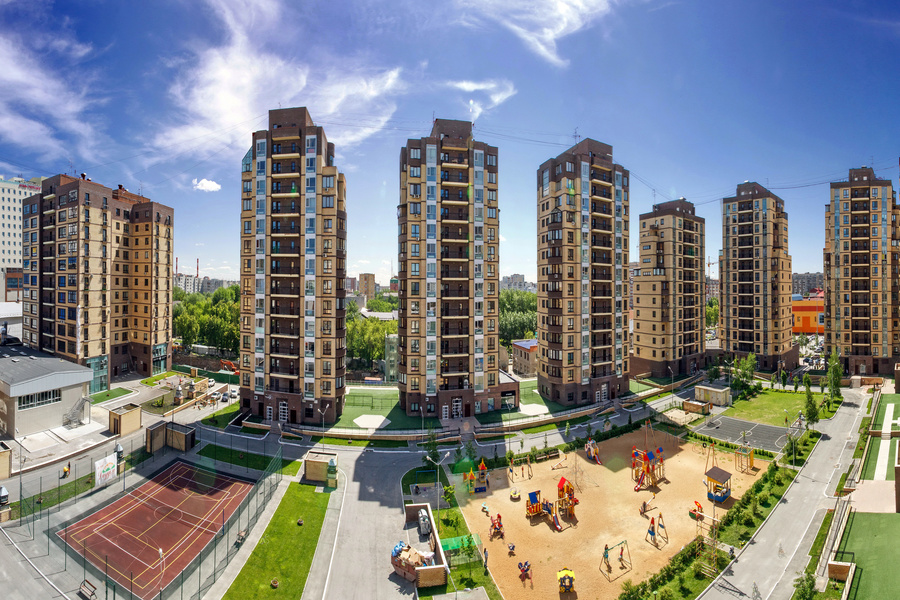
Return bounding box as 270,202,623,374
525,491,562,531
585,440,602,464
489,513,504,539
632,422,665,491
557,568,575,592
557,477,579,518
704,443,732,503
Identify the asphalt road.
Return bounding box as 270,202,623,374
698,387,868,600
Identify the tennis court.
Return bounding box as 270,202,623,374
59,461,252,599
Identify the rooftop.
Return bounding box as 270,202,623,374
0,346,93,396
512,339,539,351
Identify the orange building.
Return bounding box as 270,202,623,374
791,291,824,335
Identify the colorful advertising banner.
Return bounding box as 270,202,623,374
95,453,118,486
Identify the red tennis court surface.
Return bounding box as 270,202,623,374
59,461,252,599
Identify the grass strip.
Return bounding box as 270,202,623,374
201,402,241,428
90,387,131,403
222,483,330,599
309,436,409,448
197,444,301,476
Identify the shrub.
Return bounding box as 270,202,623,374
659,588,675,600
742,510,756,527
758,491,770,506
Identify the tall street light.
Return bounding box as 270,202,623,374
424,451,451,533
667,366,674,403
317,402,328,450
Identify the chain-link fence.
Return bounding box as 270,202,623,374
2,436,283,600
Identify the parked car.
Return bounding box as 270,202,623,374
417,509,431,536
230,389,239,399
207,378,216,388
211,392,221,401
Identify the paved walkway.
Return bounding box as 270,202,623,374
698,387,869,600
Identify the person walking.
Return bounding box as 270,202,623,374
602,544,609,570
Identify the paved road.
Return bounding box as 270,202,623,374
698,388,868,600
692,415,789,453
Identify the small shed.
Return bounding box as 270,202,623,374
695,383,732,407
304,450,338,484
705,465,732,503
109,403,142,436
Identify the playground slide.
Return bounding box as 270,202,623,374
593,454,602,465
634,472,645,492
552,513,562,531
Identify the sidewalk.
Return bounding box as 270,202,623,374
697,387,868,599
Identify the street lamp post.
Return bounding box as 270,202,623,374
13,428,24,512
424,451,451,533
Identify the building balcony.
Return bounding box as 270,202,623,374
440,306,469,317
440,268,469,279
441,326,469,337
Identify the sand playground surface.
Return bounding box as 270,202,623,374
454,427,766,600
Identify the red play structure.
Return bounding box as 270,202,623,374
632,421,665,492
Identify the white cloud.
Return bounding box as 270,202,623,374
192,177,221,192
154,0,405,163
446,79,516,120
499,234,507,242
454,0,618,67
0,32,100,160
195,242,205,247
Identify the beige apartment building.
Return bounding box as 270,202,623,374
719,182,797,372
22,174,174,392
359,272,375,300
396,119,518,419
824,167,897,375
238,107,347,425
632,199,706,378
536,139,630,406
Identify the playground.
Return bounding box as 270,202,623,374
456,427,767,600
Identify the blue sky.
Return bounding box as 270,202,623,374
1,0,899,285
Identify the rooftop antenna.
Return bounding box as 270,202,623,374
68,159,75,177
573,127,581,145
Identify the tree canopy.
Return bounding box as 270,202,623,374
499,289,537,347
173,285,240,354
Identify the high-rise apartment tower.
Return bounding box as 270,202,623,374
719,182,797,371
536,139,629,406
239,107,347,425
397,119,518,419
632,198,706,378
824,167,897,375
22,174,174,392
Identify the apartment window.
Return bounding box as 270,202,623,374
487,154,497,166
322,196,334,208
409,148,421,159
409,166,421,177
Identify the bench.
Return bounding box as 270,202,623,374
546,449,560,460
236,529,248,545
79,579,97,600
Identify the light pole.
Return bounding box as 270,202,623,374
424,451,451,533
13,428,24,512
784,409,796,466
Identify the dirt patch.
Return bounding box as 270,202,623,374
455,428,766,599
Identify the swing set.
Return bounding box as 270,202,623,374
600,539,632,582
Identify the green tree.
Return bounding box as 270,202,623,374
793,571,816,600
461,534,477,575
707,365,720,382
802,373,811,390
423,428,439,468
174,311,200,349
781,369,788,390
173,286,187,302
345,298,361,322
564,421,571,438
792,376,799,394
366,296,393,312
827,349,843,401
805,388,819,430
498,289,537,347
464,440,477,463
798,333,808,349
705,297,719,328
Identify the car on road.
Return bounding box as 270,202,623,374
230,389,239,400
211,391,221,401
417,509,431,536
207,378,216,388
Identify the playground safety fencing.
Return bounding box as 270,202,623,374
474,401,614,433
1,438,283,600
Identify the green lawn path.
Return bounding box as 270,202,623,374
201,402,241,428
838,512,900,600
197,443,301,476
222,484,330,599
723,390,826,426
90,387,131,403
873,393,900,430
860,437,897,481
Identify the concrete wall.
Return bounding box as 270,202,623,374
304,452,337,483
404,502,448,588
0,383,87,437
695,385,731,407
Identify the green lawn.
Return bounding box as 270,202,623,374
139,392,178,415
861,437,896,481
645,373,691,386
201,402,241,428
197,444,302,476
309,436,409,448
223,483,331,599
837,512,900,600
90,387,131,404
8,473,95,520
332,388,442,430
718,467,797,547
784,430,822,468
401,466,453,498
140,370,178,386
806,510,835,573
629,379,656,394
240,426,267,436
723,390,825,426
873,394,900,430
854,419,872,458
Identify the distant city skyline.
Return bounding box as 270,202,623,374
1,1,899,285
